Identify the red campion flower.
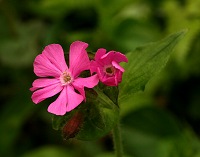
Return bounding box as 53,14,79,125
90,48,128,86
30,41,98,115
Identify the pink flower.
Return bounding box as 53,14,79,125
90,48,128,86
30,41,99,115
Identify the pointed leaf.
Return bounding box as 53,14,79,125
119,30,187,102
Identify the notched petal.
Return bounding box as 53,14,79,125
31,84,63,104
69,41,90,77
112,61,125,72
47,87,67,115
66,85,84,112
42,44,68,72
114,52,128,63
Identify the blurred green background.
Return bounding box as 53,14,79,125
0,0,200,157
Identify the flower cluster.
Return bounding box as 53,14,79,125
30,41,128,115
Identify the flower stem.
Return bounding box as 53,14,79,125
112,122,123,157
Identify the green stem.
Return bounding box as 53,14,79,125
112,122,123,157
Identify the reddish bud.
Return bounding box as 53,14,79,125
62,112,84,140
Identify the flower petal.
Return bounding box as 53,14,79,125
31,83,63,104
30,78,60,91
101,75,116,86
47,87,67,115
97,67,105,81
112,61,125,72
95,48,106,62
115,70,122,85
90,60,99,74
34,54,61,77
101,51,115,65
71,83,85,101
69,41,90,77
42,44,68,72
114,52,128,63
66,85,84,112
101,51,128,65
90,49,106,74
74,74,99,88
72,74,99,99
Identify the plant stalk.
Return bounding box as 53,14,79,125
112,122,123,157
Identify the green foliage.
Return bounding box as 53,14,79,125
1,0,200,157
121,105,200,157
162,0,200,63
0,22,42,67
0,91,35,155
52,28,186,142
21,146,75,157
95,153,131,157
122,106,181,138
119,30,186,102
52,86,119,141
53,30,185,143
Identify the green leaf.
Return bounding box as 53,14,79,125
52,86,119,141
98,83,119,106
119,30,187,102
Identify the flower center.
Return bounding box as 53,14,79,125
64,75,71,82
60,71,73,85
104,65,115,76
